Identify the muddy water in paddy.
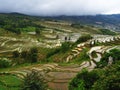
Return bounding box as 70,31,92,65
47,71,77,90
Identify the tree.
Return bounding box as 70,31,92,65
0,58,11,68
60,42,71,53
16,28,21,35
97,49,120,67
30,47,38,63
69,69,99,90
21,70,47,90
65,36,67,41
92,61,120,90
100,29,116,35
21,50,28,59
12,51,20,58
35,28,40,35
76,34,92,44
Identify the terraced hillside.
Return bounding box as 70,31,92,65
0,13,120,90
0,13,117,55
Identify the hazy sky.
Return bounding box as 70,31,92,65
0,0,120,16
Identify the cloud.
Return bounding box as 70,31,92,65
0,0,120,16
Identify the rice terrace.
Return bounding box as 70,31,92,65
0,0,120,90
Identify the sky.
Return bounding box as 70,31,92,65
0,0,120,16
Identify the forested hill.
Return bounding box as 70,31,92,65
1,13,120,31
0,13,44,34
0,12,119,35
39,14,120,32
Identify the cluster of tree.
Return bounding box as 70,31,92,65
92,63,120,90
97,49,120,67
0,13,44,34
69,48,120,90
100,29,116,35
21,70,48,90
71,23,84,28
69,61,120,90
75,48,90,62
46,42,72,59
60,42,72,53
12,47,38,64
69,69,99,90
0,58,12,68
21,55,120,90
35,28,41,35
75,34,93,44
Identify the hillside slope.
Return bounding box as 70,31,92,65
41,14,120,32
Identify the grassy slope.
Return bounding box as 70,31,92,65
0,75,22,90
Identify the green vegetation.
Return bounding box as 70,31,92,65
97,49,120,67
100,29,116,35
12,47,38,65
0,75,22,90
69,61,120,90
71,23,84,28
75,34,92,44
35,28,41,35
46,48,61,58
69,69,99,90
46,42,73,62
74,48,90,62
12,51,20,58
0,13,120,90
60,42,72,53
21,70,47,90
93,62,120,90
0,13,44,34
0,58,12,68
29,47,38,63
91,51,97,58
69,48,120,90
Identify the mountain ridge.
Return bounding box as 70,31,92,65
1,12,120,31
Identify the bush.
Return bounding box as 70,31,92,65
21,70,47,90
69,60,120,90
60,42,72,53
71,23,84,28
97,49,120,67
0,58,12,68
12,47,39,64
74,48,90,62
92,61,120,90
35,28,40,35
69,69,99,90
29,47,38,63
76,34,92,44
100,29,116,35
12,51,20,58
46,48,60,58
21,51,28,58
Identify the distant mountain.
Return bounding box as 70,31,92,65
9,12,28,16
0,12,27,16
41,14,120,31
1,12,120,31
